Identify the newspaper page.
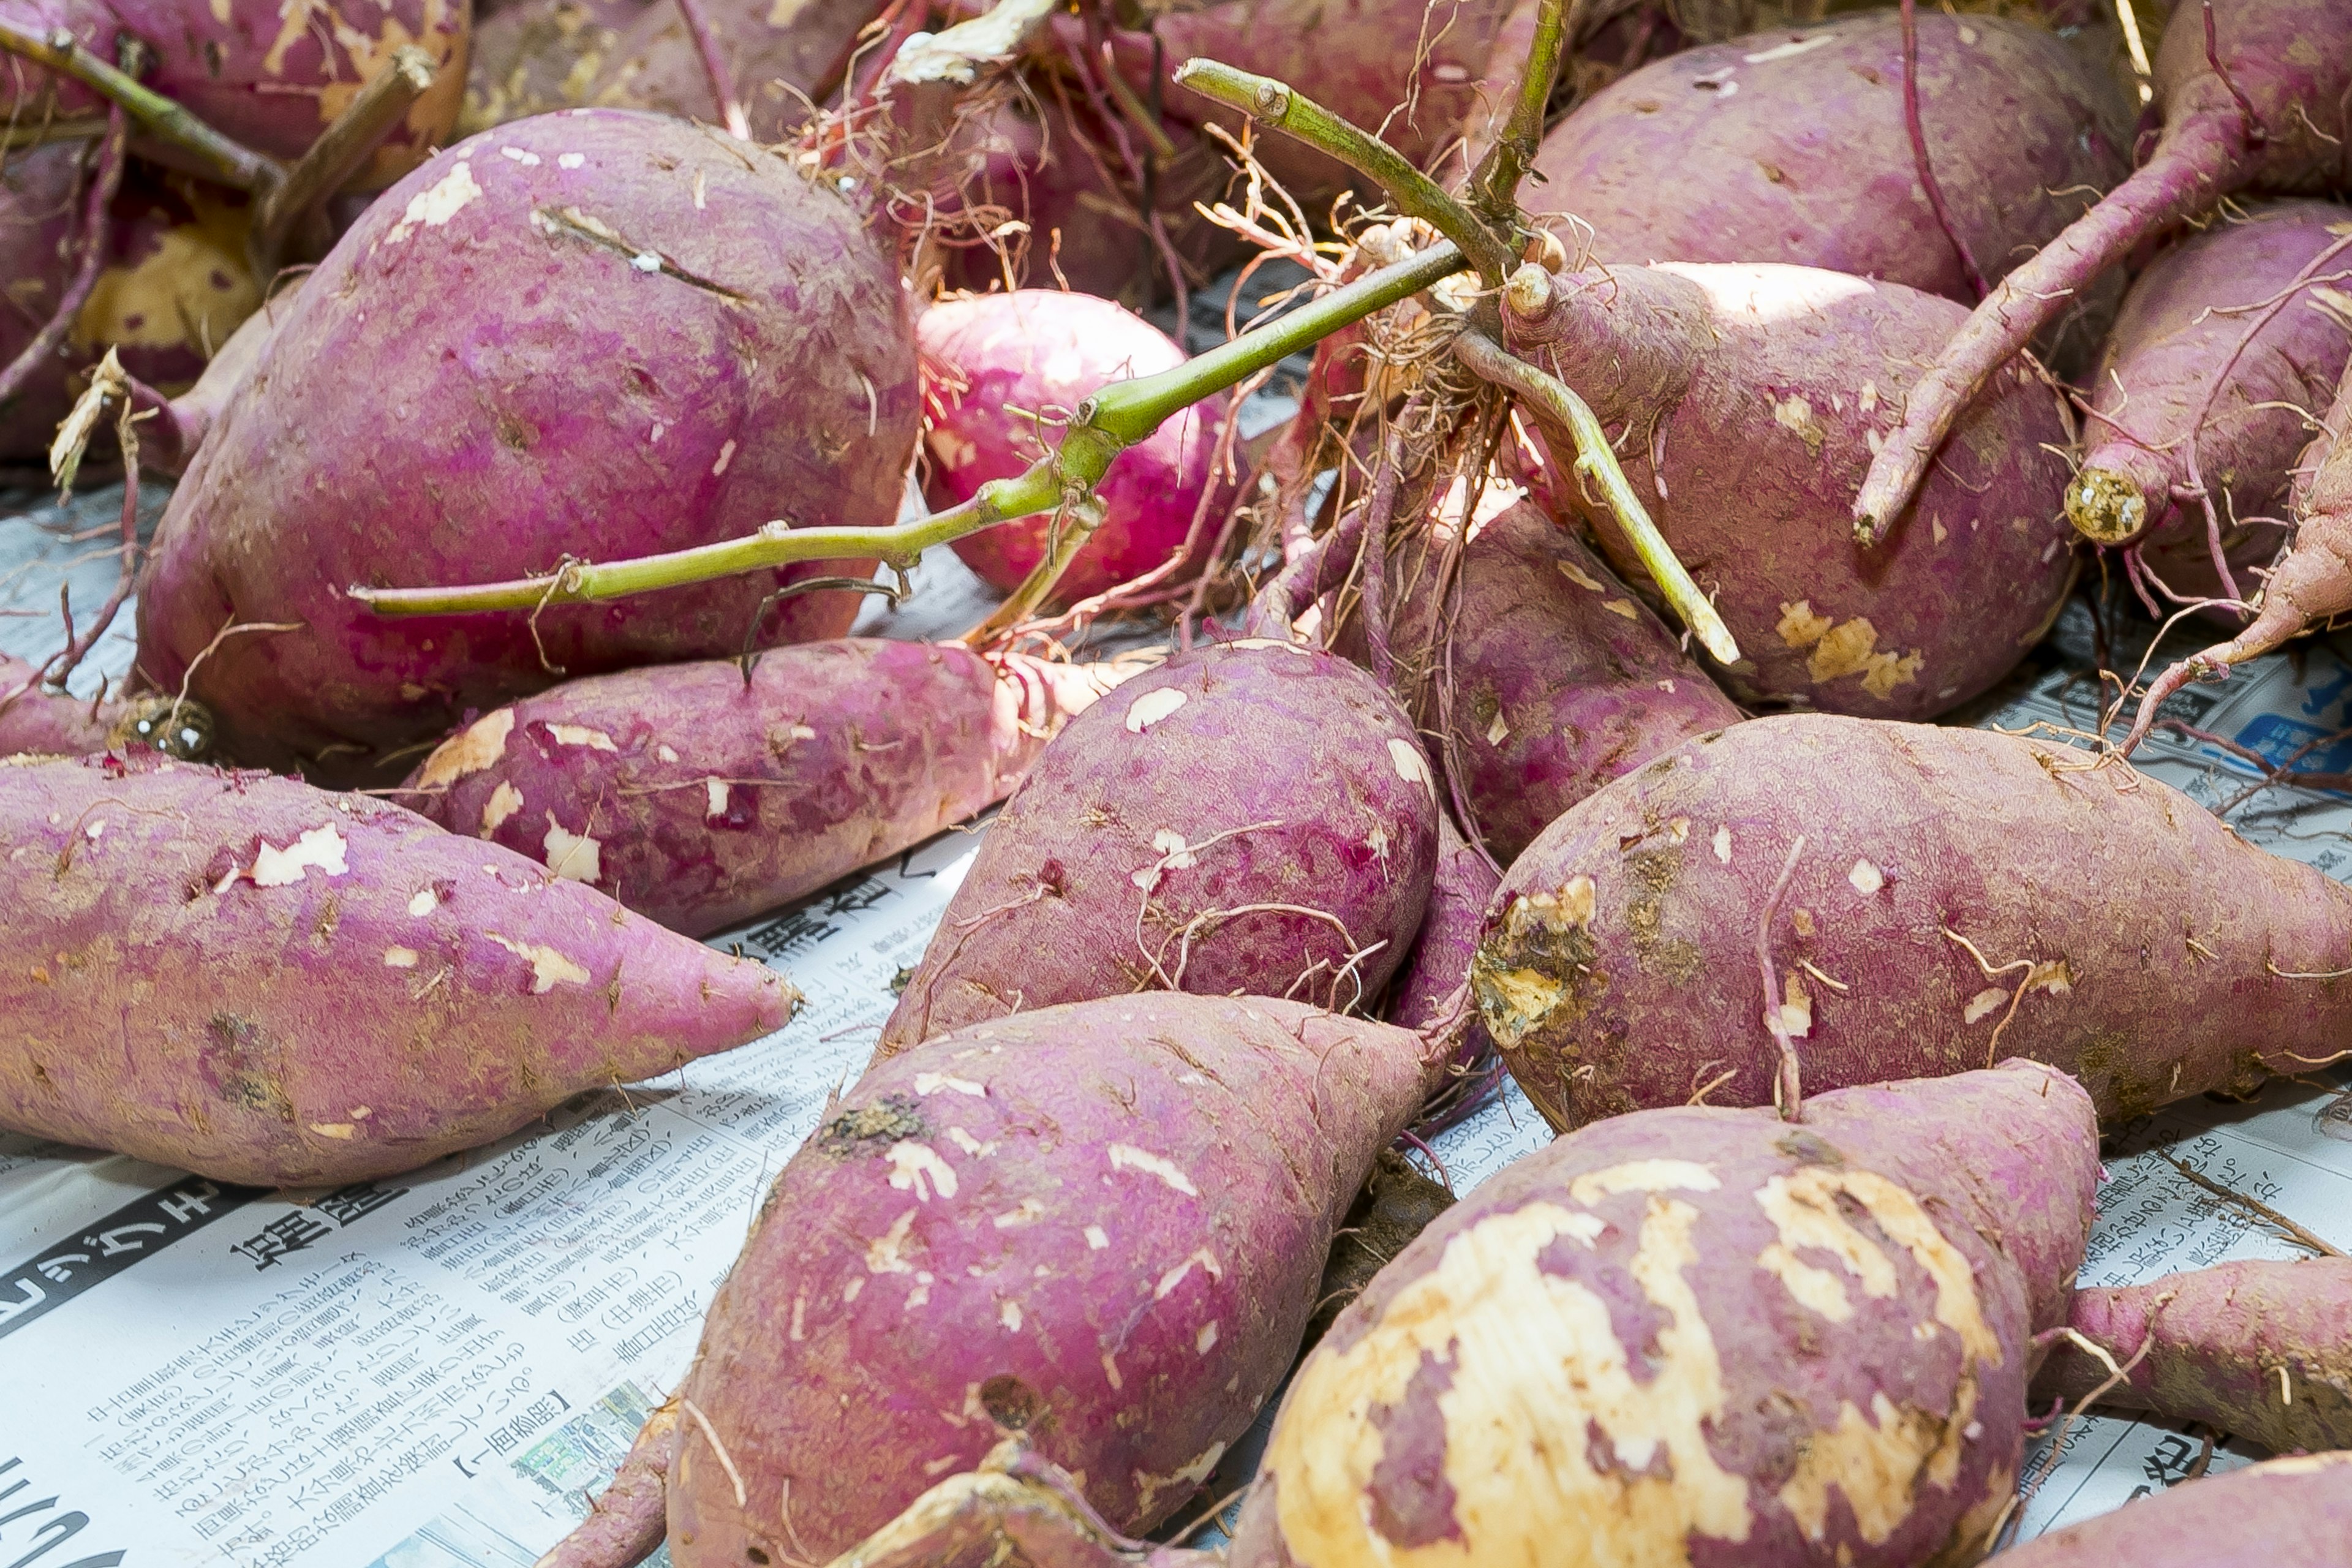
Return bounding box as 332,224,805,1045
7,483,2352,1559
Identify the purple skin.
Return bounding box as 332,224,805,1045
134,110,919,783
1502,261,2075,720
576,0,886,143
0,655,213,759
661,993,1443,1566
1384,497,1743,863
1531,11,2133,307
921,292,1219,603
395,640,1125,938
2064,200,2352,600
876,639,1440,1054
1223,1062,2097,1568
0,753,794,1186
1994,1453,2352,1568
0,143,86,460
1384,815,1498,1039
459,0,657,133
7,0,469,185
1473,714,2352,1133
2035,1259,2352,1455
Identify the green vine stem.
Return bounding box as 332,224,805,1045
0,17,284,192
353,241,1471,618
1173,59,1515,286
955,494,1108,649
1453,325,1742,665
1467,0,1570,224
250,46,435,275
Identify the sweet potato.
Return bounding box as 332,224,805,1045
2034,1257,2352,1455
1500,260,2075,719
1856,0,2352,539
1382,815,1498,1038
2062,200,2352,595
0,753,794,1186
1996,1452,2352,1567
877,638,1439,1052
0,656,213,759
655,993,1444,1565
1529,10,2133,308
1384,497,1742,862
458,0,654,134
4,0,469,184
134,110,918,782
1472,714,2352,1132
573,0,886,142
396,639,1125,938
919,290,1218,601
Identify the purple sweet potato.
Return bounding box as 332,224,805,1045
2063,200,2352,597
1529,10,2133,307
0,655,214,759
134,110,919,782
655,993,1443,1565
458,0,654,134
1383,814,1498,1038
1473,714,2352,1132
919,290,1218,602
4,0,469,185
1996,1452,2352,1567
1499,260,2076,718
1384,496,1743,861
396,639,1125,937
2034,1257,2352,1455
1856,0,2352,538
877,638,1439,1053
0,752,794,1185
574,0,886,143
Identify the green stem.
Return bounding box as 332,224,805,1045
1453,327,1741,666
1468,0,1570,223
956,494,1106,648
353,241,1471,617
1173,59,1513,286
0,17,284,192
251,45,434,276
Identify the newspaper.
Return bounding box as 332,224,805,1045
7,489,2352,1559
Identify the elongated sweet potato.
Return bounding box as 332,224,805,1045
1384,497,1742,861
0,656,213,758
0,753,794,1185
1500,261,2075,718
1383,815,1497,1038
1473,714,2352,1131
397,640,1125,937
1996,1452,2352,1567
878,638,1439,1052
2063,200,2352,586
920,291,1218,601
1531,10,2132,307
652,993,1442,1565
1856,0,2352,538
134,110,918,782
2034,1257,2352,1455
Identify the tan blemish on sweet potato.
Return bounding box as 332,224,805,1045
1807,619,1883,681
1125,689,1188,733
1109,1144,1199,1196
865,1209,918,1275
546,723,619,751
251,825,349,886
1773,395,1828,456
412,709,514,786
1134,1443,1225,1518
484,932,591,992
543,816,603,883
884,1140,957,1201
383,945,420,968
1268,1169,1751,1567
480,781,524,835
1777,601,1834,647
380,160,483,245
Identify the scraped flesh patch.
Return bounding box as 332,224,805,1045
484,933,592,992
1125,688,1188,733
251,826,349,886
380,160,483,245
413,709,514,788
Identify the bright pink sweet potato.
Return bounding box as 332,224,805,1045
1530,10,2132,307
1996,1452,2352,1568
1500,260,2075,718
920,290,1218,601
1474,714,2352,1131
0,655,213,758
878,638,1439,1052
134,110,918,782
655,993,1442,1566
396,640,1124,937
0,753,794,1185
2063,200,2352,589
2034,1257,2352,1455
1384,497,1743,861
1856,0,2352,538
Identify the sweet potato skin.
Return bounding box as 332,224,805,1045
665,994,1437,1566
1504,263,2076,720
2035,1259,2352,1455
921,292,1218,601
0,656,213,760
398,641,1118,938
1226,1063,2097,1568
1994,1452,2352,1567
1532,11,2133,307
134,111,918,782
1474,715,2352,1131
878,639,1439,1052
0,754,794,1185
1385,499,1741,862
1384,815,1498,1038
